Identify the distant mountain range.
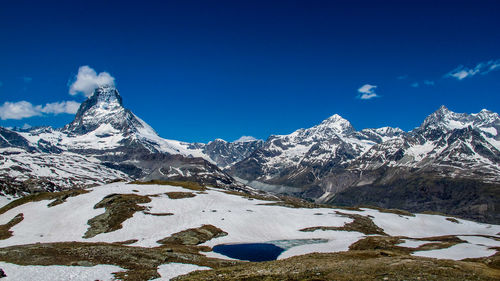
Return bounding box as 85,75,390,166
231,105,500,223
1,86,498,222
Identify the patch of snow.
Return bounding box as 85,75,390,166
458,235,500,247
154,263,211,280
397,239,429,248
0,262,122,281
480,127,497,136
412,243,496,260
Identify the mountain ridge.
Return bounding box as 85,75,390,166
1,86,498,222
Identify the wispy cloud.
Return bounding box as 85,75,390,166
411,80,434,88
40,101,80,115
0,100,80,120
0,81,3,87
22,76,33,83
357,84,379,100
397,75,408,80
445,59,500,80
69,65,115,97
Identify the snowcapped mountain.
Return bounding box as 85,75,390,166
228,106,500,223
347,106,500,180
0,86,261,194
1,86,498,222
229,113,404,193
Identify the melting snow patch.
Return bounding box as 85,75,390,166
412,243,496,260
155,263,211,280
0,262,123,281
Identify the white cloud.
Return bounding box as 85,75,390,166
446,59,500,80
41,101,80,115
411,82,419,88
234,136,258,143
0,100,80,120
0,101,42,120
69,65,115,97
397,75,408,80
357,84,379,100
423,80,435,86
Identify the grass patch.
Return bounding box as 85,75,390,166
84,194,151,238
157,225,228,246
0,213,23,240
165,192,196,199
359,205,415,217
0,189,89,216
300,212,387,235
174,250,500,281
129,180,206,191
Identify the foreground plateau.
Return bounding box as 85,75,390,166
0,181,499,280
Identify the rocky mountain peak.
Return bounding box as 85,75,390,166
75,86,123,117
473,109,499,125
419,106,470,132
418,106,499,136
313,114,355,135
63,86,143,136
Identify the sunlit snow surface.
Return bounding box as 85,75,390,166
0,262,122,281
0,182,499,278
155,263,211,280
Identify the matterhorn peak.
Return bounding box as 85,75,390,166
88,85,123,108
63,85,142,136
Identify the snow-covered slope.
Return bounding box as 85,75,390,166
0,127,129,196
0,182,498,279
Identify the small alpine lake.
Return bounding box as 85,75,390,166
212,239,328,262
212,243,284,262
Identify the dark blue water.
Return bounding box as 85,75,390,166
212,243,285,262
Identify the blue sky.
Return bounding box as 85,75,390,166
0,0,499,142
